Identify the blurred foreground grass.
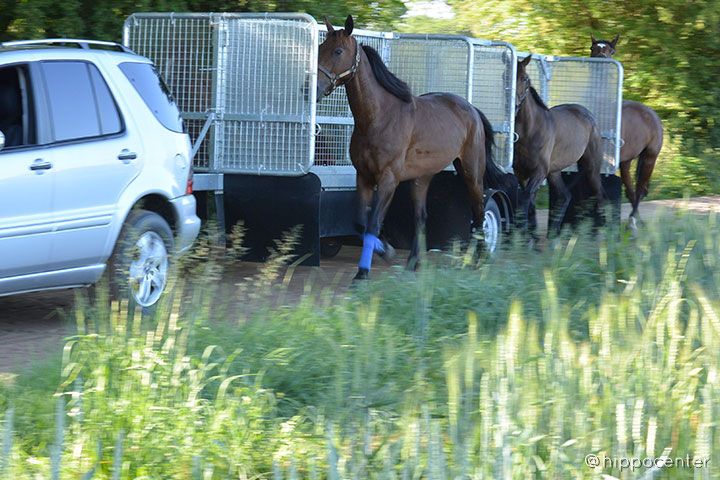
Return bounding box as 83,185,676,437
1,211,719,478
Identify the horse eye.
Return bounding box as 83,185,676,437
334,48,343,55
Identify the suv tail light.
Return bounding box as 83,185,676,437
186,167,193,195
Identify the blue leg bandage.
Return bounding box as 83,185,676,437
358,233,385,270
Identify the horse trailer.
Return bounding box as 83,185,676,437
123,13,623,264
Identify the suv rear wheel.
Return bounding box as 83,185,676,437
110,210,174,307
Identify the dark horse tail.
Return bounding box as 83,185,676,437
475,107,518,193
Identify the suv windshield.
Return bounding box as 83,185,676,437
119,62,183,133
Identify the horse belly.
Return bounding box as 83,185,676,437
549,123,590,171
402,142,461,180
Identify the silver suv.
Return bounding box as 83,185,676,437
0,39,200,307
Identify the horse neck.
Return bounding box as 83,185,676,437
344,49,396,130
516,94,548,137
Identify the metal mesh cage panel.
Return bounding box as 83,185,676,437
471,43,515,171
125,15,215,169
548,59,622,173
125,13,317,175
125,15,621,186
523,56,551,102
518,54,622,174
218,16,316,174
389,37,469,98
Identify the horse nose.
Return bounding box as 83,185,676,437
316,76,332,102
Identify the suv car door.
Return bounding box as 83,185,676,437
37,60,143,272
0,63,53,287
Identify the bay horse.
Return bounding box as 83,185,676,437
513,56,604,235
316,16,509,279
590,34,664,221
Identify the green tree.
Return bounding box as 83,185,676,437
401,0,720,196
0,0,405,42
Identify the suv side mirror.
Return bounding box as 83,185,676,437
0,130,4,151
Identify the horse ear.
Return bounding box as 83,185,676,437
591,34,597,44
611,33,620,47
344,15,354,36
519,55,532,68
324,16,335,33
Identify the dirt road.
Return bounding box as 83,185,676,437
1,196,718,375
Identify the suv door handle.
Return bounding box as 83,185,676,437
29,159,53,172
118,149,138,162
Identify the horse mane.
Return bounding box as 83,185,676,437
361,45,413,103
529,86,549,111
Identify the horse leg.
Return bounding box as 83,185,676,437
527,201,536,231
546,171,571,236
619,160,637,218
408,175,432,271
355,169,399,280
633,149,658,219
577,146,605,229
355,174,374,233
454,152,485,232
523,173,546,240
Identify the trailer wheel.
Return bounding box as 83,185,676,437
320,238,343,258
483,197,502,253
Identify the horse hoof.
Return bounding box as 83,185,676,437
628,216,639,237
353,269,369,282
378,241,396,263
528,235,542,252
406,258,420,272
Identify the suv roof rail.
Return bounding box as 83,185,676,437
0,38,135,54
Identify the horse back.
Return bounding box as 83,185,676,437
546,104,600,169
413,93,483,144
620,100,663,161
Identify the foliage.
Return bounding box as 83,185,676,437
0,0,404,42
401,0,720,198
1,211,720,477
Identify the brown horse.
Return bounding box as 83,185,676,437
591,34,664,220
513,56,605,235
317,16,508,279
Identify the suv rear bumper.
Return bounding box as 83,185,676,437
171,194,201,254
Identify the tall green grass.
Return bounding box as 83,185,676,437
1,211,719,478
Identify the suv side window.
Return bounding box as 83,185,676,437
89,66,122,135
119,62,184,133
0,64,36,150
41,61,122,142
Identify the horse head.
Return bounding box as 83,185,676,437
316,15,360,101
515,56,533,113
590,34,619,58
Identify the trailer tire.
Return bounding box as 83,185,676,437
320,237,343,258
483,197,502,253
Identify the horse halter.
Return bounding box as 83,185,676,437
318,37,361,96
515,77,530,114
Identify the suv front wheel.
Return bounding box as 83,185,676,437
110,210,174,307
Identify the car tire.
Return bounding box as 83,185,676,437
108,209,174,308
483,197,502,253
